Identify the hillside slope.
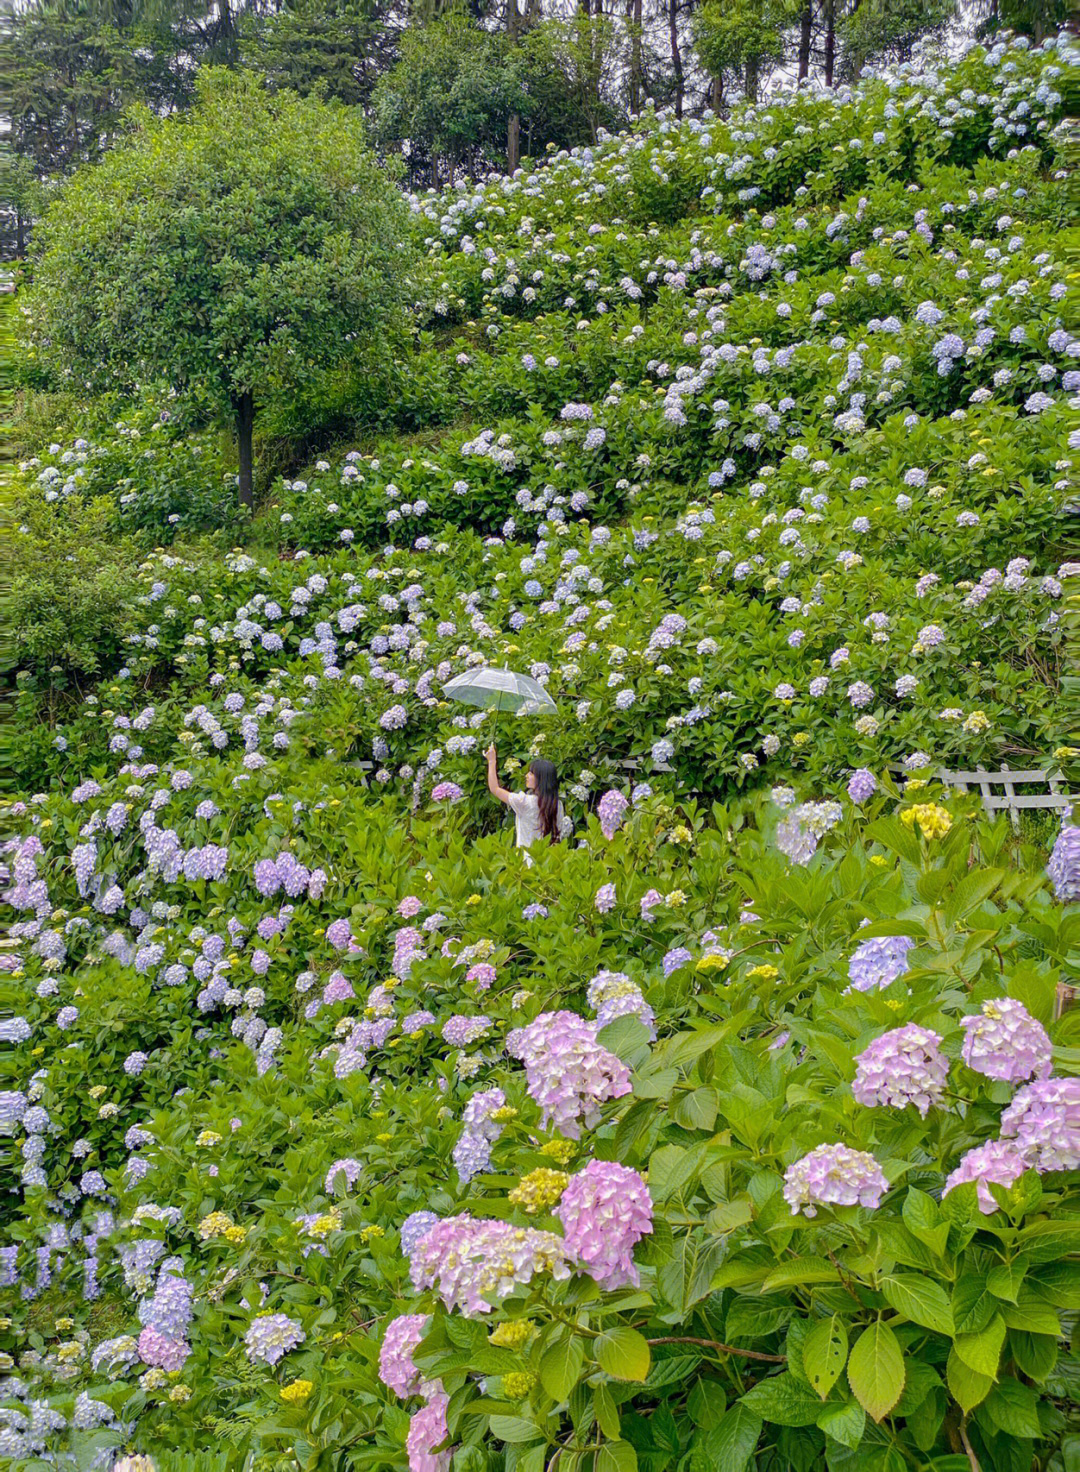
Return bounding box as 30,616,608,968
3,34,1079,1472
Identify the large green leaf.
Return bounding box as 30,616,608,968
953,1314,1005,1379
740,1372,823,1427
817,1399,866,1449
847,1321,905,1423
946,1349,993,1413
705,1404,762,1471
803,1316,849,1401
595,1327,651,1383
880,1274,955,1336
539,1332,584,1402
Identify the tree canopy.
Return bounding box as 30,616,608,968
25,67,412,504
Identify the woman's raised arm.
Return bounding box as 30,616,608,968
486,744,511,803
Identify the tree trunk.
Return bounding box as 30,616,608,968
629,0,642,111
669,0,683,118
745,53,758,103
507,0,520,171
798,4,812,79
235,391,254,509
824,0,835,87
710,70,722,114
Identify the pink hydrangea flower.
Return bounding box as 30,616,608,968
852,1024,949,1116
556,1160,653,1289
943,1138,1029,1214
1000,1076,1080,1172
507,1011,631,1137
783,1144,888,1218
406,1390,452,1472
410,1214,572,1316
960,999,1052,1084
378,1313,431,1399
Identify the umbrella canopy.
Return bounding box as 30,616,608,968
442,666,557,718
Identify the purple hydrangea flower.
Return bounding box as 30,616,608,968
943,1138,1029,1214
1048,824,1080,901
847,768,877,803
1000,1076,1080,1172
244,1312,305,1366
556,1160,653,1290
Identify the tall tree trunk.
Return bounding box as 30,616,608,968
669,0,683,119
710,70,722,114
798,3,812,79
745,53,758,103
628,0,642,111
824,0,835,87
235,391,255,509
507,0,520,171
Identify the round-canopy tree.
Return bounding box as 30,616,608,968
25,66,412,506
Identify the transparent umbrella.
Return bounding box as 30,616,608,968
442,667,557,732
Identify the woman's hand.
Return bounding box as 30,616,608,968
485,744,497,762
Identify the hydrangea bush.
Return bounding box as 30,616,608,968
3,28,1079,1472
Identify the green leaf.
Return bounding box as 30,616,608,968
633,1067,679,1100
740,1373,822,1427
817,1399,866,1449
902,1187,951,1257
595,1442,638,1472
704,1404,762,1471
999,1288,1061,1336
539,1333,584,1402
803,1316,848,1401
760,1256,841,1293
985,1259,1028,1304
595,1327,651,1383
659,1231,727,1314
705,1197,754,1235
674,1086,719,1131
946,1349,993,1413
594,1384,621,1440
847,1321,905,1423
880,1274,955,1337
982,1377,1042,1439
488,1416,544,1444
953,1313,1005,1379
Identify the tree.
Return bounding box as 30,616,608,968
694,0,796,106
519,15,626,149
839,0,955,78
373,12,526,186
24,67,412,507
240,0,398,109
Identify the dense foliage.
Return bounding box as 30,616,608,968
3,31,1079,1472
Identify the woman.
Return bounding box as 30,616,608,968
485,745,570,851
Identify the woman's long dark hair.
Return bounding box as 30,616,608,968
530,759,561,844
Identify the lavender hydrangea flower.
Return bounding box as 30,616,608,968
556,1160,653,1289
852,1025,948,1116
407,1390,452,1472
960,999,1052,1085
783,1144,888,1217
597,790,629,839
846,935,914,992
1000,1077,1080,1172
1047,823,1080,901
847,768,877,803
245,1312,305,1366
400,1211,440,1257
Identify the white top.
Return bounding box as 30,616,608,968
506,791,571,849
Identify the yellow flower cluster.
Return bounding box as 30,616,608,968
359,1224,384,1243
747,964,779,981
901,803,953,840
489,1320,535,1349
508,1168,569,1215
281,1379,314,1404
169,1385,192,1403
491,1105,519,1124
539,1139,575,1166
304,1209,342,1239
502,1371,537,1398
696,953,728,974
196,1130,222,1148
198,1211,234,1241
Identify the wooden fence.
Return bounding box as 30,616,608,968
889,765,1073,830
